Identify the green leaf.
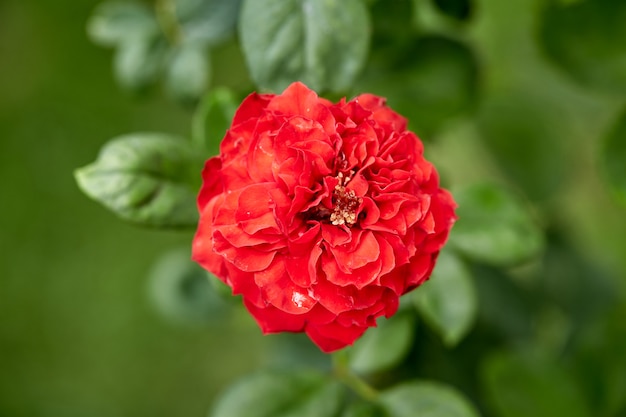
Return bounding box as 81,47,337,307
341,401,388,417
192,87,238,154
166,42,210,102
413,249,477,346
266,333,332,371
75,133,203,228
149,247,231,325
475,92,565,201
539,0,626,95
87,1,159,47
207,272,236,300
348,312,415,374
432,0,472,21
448,183,544,266
601,107,626,206
176,0,242,45
481,351,591,417
238,0,370,92
358,35,477,137
210,370,346,417
113,36,166,91
379,381,480,417
471,264,534,344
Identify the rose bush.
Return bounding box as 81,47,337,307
192,82,456,352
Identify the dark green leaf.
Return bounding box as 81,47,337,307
210,370,346,417
481,351,591,417
149,247,231,325
239,0,370,92
413,249,477,346
601,107,626,206
448,183,544,266
113,36,166,91
471,263,535,344
379,381,480,417
166,42,210,102
87,1,159,47
433,0,472,21
176,0,242,45
574,310,626,417
348,312,415,374
192,87,238,154
358,35,477,137
75,133,203,228
539,0,626,95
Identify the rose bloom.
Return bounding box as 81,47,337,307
192,82,456,352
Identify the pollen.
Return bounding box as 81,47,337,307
330,172,362,227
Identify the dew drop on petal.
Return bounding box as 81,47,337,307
292,291,306,308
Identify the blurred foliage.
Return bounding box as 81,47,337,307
1,0,626,415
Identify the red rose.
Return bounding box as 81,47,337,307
192,82,456,352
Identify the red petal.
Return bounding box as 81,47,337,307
421,211,436,234
323,254,383,289
329,230,380,271
405,251,438,291
232,92,272,126
197,157,223,211
267,82,336,134
321,223,352,247
305,320,367,352
255,258,317,314
243,299,306,333
287,222,322,255
213,231,276,272
285,244,322,287
192,196,227,279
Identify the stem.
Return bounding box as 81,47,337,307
332,350,379,402
155,0,182,45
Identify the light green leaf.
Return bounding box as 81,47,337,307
413,249,476,346
75,133,203,228
176,0,242,45
238,0,370,92
113,36,166,91
481,351,591,417
348,312,415,374
192,87,238,154
166,42,210,102
601,107,626,206
380,381,480,417
448,183,544,266
341,401,387,417
210,370,346,417
87,1,159,47
539,0,626,95
149,247,230,325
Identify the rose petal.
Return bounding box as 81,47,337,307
197,157,223,211
305,320,367,352
329,230,380,271
267,82,336,134
243,299,306,333
255,259,317,314
213,231,276,272
232,92,272,126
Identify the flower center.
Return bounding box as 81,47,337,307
329,172,362,227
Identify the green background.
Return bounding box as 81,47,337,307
1,0,625,416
